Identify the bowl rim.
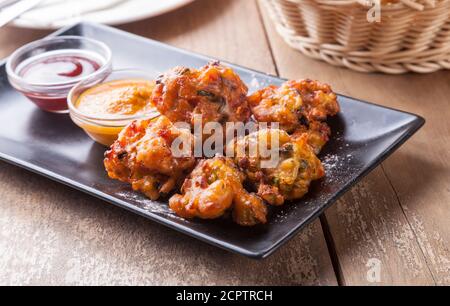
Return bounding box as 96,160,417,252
67,68,161,125
6,35,113,88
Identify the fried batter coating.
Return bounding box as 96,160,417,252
292,121,331,155
288,79,339,121
104,116,196,200
248,79,339,132
228,129,325,206
169,156,267,226
152,62,251,127
248,84,301,132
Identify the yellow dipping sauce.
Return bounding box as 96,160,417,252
73,79,156,146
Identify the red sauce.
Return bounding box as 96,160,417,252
17,53,102,113
19,55,100,84
23,95,70,113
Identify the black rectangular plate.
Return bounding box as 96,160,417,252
0,23,425,258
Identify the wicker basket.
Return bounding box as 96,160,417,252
264,0,450,73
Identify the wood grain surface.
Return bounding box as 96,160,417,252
0,0,448,286
0,0,337,286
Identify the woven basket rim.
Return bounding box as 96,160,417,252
292,0,447,11
265,0,450,73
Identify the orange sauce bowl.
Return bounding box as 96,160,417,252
68,69,160,147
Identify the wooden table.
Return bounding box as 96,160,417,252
0,0,448,286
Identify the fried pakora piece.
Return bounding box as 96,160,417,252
248,79,339,132
248,84,301,132
288,79,340,122
227,129,325,206
169,156,267,226
104,116,196,200
291,121,331,155
152,61,251,127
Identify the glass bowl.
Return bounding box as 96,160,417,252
6,36,112,114
68,69,160,147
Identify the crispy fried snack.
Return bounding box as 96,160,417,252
169,156,267,226
291,121,331,155
248,84,301,132
227,129,325,206
104,116,196,200
248,79,339,132
152,61,251,127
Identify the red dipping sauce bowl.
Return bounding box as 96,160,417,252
6,36,112,113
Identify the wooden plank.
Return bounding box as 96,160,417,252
377,75,450,285
0,162,336,285
120,0,273,69
0,0,337,285
324,169,435,285
0,27,49,59
259,0,441,285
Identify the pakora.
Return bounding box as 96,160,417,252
103,63,341,226
248,79,339,132
292,121,331,155
169,156,267,226
152,61,251,127
104,116,196,200
228,129,325,206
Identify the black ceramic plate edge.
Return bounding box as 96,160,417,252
258,100,425,258
0,23,426,259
